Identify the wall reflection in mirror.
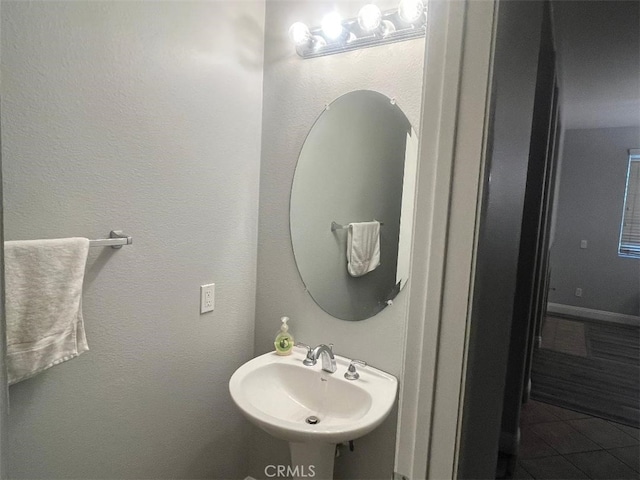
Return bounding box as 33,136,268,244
290,90,418,321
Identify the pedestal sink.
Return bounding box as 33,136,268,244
228,347,398,480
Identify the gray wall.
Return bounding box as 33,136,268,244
1,2,264,478
549,126,640,316
457,0,543,477
0,96,7,480
253,1,424,478
553,1,640,130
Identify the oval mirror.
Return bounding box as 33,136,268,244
290,90,419,321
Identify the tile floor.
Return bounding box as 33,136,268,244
516,400,640,479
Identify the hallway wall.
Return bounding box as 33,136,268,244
549,126,640,316
458,0,544,477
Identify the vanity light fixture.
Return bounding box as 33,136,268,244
289,0,427,59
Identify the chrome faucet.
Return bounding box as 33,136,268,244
300,343,337,373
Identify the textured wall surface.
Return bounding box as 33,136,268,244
0,95,7,480
549,126,640,315
254,1,425,478
1,1,264,478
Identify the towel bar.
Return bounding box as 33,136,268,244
89,231,132,249
331,221,384,232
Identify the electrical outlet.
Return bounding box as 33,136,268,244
575,287,583,297
200,283,215,313
580,240,588,249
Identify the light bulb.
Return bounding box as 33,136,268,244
358,4,382,32
398,0,425,24
288,22,311,46
321,12,344,40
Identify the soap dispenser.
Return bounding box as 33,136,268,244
274,316,294,355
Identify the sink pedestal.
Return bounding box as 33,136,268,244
289,442,335,480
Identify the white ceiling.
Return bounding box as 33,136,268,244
553,0,640,129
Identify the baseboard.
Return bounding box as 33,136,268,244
547,303,640,327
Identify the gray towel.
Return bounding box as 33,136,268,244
5,237,90,385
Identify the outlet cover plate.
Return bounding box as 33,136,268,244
200,283,215,313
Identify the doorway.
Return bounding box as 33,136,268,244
458,0,640,479
508,0,640,478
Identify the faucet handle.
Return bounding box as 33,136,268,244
344,360,367,380
295,342,316,366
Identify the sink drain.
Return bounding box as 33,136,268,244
305,416,320,425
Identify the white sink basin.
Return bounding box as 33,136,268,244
229,347,397,443
229,347,398,478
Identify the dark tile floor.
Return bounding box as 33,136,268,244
516,400,640,479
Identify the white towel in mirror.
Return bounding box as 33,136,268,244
347,221,381,277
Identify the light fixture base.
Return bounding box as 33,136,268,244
295,9,426,59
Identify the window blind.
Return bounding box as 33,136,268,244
619,149,640,257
